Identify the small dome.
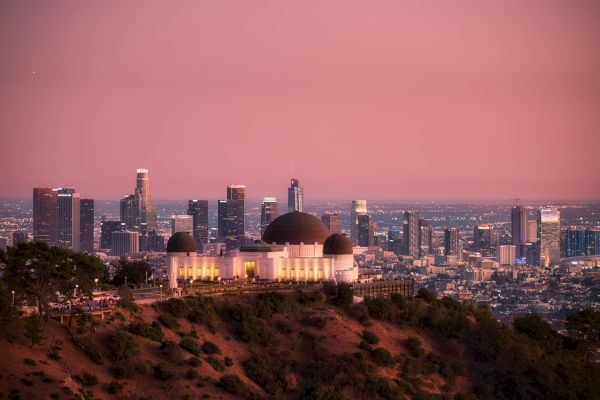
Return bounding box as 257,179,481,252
323,234,353,255
166,232,197,253
262,211,330,245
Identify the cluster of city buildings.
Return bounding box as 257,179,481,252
0,168,597,309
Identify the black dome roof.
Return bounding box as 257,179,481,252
166,232,197,253
323,234,353,255
262,211,330,245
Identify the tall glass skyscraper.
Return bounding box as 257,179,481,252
403,211,420,258
287,178,303,212
218,185,246,252
511,206,528,256
419,219,432,256
188,200,209,250
33,188,57,244
444,227,460,257
135,168,157,231
357,214,374,247
55,188,80,251
537,208,560,267
261,198,278,235
79,199,94,252
351,200,367,245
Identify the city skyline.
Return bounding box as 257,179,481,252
1,2,600,200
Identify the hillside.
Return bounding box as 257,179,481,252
0,288,598,400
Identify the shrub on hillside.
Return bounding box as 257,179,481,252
74,336,103,365
256,291,292,318
405,337,424,358
158,314,180,330
127,320,164,342
152,362,174,381
362,330,380,345
201,340,221,355
370,347,395,367
105,331,138,362
207,356,226,372
105,380,124,394
180,335,201,356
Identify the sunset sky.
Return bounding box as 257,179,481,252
1,1,599,201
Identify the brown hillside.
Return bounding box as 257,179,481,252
0,293,471,400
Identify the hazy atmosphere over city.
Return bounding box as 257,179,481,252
1,1,600,200
1,2,600,400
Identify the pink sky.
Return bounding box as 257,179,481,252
1,1,599,201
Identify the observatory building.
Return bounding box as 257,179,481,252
167,211,358,288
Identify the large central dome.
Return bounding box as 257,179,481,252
262,211,330,245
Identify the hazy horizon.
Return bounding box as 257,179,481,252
1,1,599,200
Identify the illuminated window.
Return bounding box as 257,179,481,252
244,261,256,279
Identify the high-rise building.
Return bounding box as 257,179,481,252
80,199,94,252
565,228,584,257
497,245,517,266
261,198,278,235
565,228,600,257
111,231,140,257
527,220,537,243
188,200,209,250
351,200,367,245
287,179,303,212
55,188,80,251
135,168,157,231
511,206,528,256
321,213,341,234
584,229,600,256
0,237,6,252
537,208,560,267
419,219,432,256
218,185,246,252
474,224,498,256
387,229,402,254
33,188,57,244
444,227,459,257
12,231,29,247
357,214,374,247
403,211,420,258
171,215,193,235
100,220,124,250
120,194,137,230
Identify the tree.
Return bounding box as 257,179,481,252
24,313,46,347
111,259,151,287
1,242,106,320
0,286,19,335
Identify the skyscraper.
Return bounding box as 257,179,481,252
357,214,374,247
473,224,496,255
261,198,278,235
33,188,57,244
321,213,341,234
537,208,560,267
527,220,537,243
403,211,420,258
135,168,157,231
419,219,432,256
80,199,94,252
497,245,517,266
119,194,137,230
111,231,140,257
511,206,528,256
55,188,80,251
171,215,193,235
351,200,367,245
287,178,303,212
387,229,402,254
218,185,246,252
188,200,209,250
100,220,125,250
444,227,459,257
